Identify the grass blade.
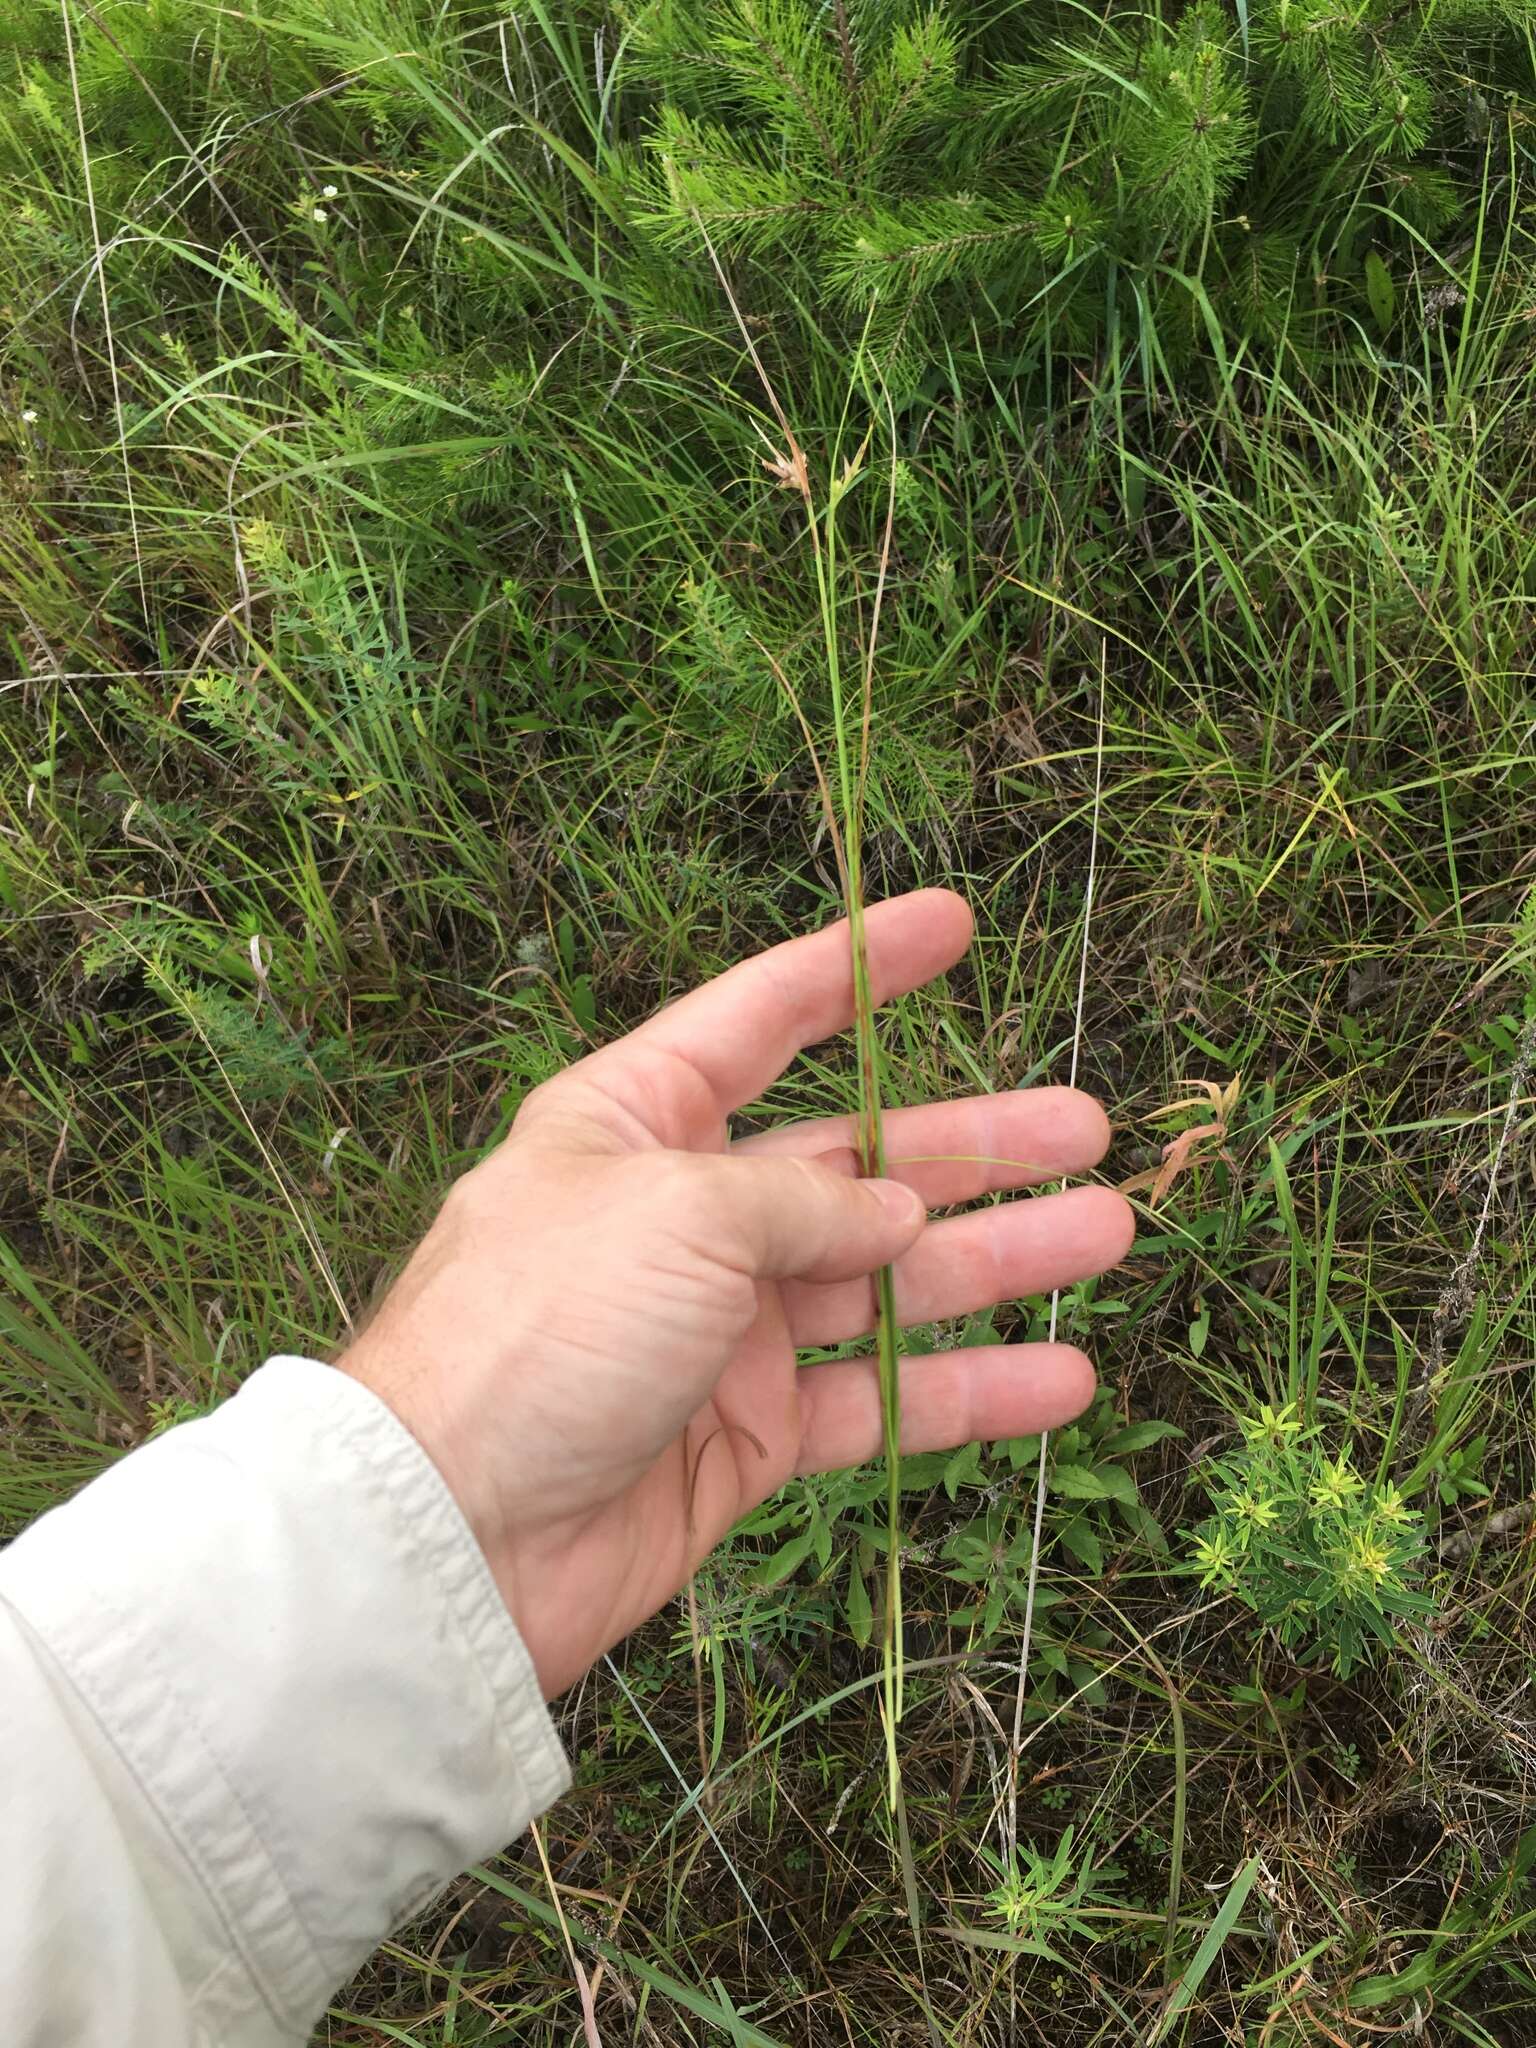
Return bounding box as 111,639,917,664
59,0,147,623
695,219,909,1803
1146,1853,1262,2045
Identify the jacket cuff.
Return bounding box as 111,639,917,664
0,1352,571,2039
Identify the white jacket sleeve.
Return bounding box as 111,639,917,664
0,1353,571,2047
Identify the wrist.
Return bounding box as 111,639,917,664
331,1339,565,1694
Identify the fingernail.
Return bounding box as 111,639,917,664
868,1179,925,1227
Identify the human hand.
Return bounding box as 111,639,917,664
335,890,1134,1698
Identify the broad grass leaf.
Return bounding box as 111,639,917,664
1058,1514,1104,1575
1053,1461,1138,1505
1101,1420,1183,1453
1364,249,1395,335
845,1550,873,1647
746,1531,814,1586
1050,1461,1113,1498
1088,1463,1139,1507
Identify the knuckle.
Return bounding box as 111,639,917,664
770,1153,815,1197
758,1155,841,1241
438,1163,488,1229
512,1072,563,1131
1083,1183,1137,1258
648,1150,719,1226
622,1153,753,1281
781,1152,840,1202
1075,1093,1114,1160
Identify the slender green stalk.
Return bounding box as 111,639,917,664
695,218,907,1800
1007,653,1108,1862
847,868,904,1786
807,441,905,1802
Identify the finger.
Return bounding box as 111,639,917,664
794,1342,1096,1474
783,1184,1134,1347
550,890,974,1138
733,1086,1112,1206
701,1153,929,1284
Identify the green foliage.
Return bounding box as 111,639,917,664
1185,1402,1432,1677
628,0,1534,377
719,1380,1175,1714
1430,1433,1491,1509
978,1826,1127,1955
6,0,1536,2033
941,1397,1178,1635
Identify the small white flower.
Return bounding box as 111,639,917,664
21,408,38,424
322,184,338,199
312,206,328,222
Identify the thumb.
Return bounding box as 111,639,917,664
706,1154,927,1283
